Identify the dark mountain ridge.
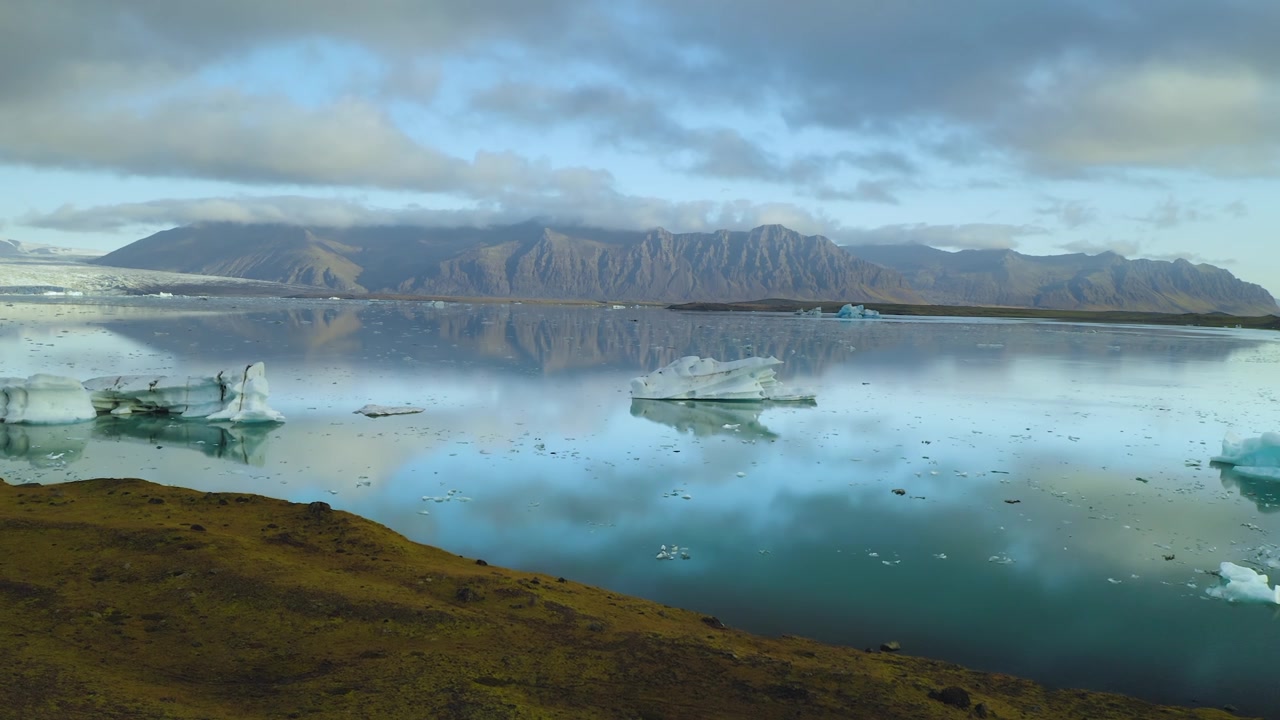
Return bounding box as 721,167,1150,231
91,222,924,304
844,244,1278,315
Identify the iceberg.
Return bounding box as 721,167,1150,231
355,404,424,417
0,363,283,425
793,307,823,317
0,375,98,424
837,303,881,319
1211,432,1280,481
629,356,815,402
1206,562,1280,604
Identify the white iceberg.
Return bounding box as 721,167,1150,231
1211,432,1280,481
0,374,98,424
793,307,823,317
2,362,283,425
837,303,881,319
1206,562,1280,604
629,356,814,402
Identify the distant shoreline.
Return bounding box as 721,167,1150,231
668,299,1280,330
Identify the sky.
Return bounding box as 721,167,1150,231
0,1,1277,292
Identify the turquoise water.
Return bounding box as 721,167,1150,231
3,296,1280,716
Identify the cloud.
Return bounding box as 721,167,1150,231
470,82,908,190
19,194,841,239
1059,239,1141,257
1223,200,1249,218
1134,198,1210,229
1035,198,1097,229
812,180,900,204
837,223,1048,250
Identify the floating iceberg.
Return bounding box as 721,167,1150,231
355,404,424,417
0,363,283,425
837,303,880,319
1206,562,1280,604
1,374,98,424
629,356,814,402
793,307,823,317
1211,432,1280,481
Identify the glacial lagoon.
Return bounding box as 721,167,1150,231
3,296,1280,716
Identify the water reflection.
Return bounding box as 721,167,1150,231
92,417,278,466
1217,463,1280,513
629,399,781,440
0,422,91,466
0,417,278,467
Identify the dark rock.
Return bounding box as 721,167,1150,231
1003,499,1021,504
701,616,726,630
556,577,566,583
928,686,971,709
189,524,206,532
974,701,989,718
306,501,331,518
586,622,605,632
454,587,480,603
475,559,488,566
891,488,906,496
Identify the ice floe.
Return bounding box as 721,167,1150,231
629,356,814,402
1205,562,1280,604
1,362,283,425
837,303,880,319
1211,432,1280,481
354,404,425,417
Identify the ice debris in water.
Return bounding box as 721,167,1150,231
3,362,284,425
655,544,691,561
629,356,814,402
1212,432,1280,481
1205,562,1280,604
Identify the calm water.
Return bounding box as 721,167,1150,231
4,296,1280,716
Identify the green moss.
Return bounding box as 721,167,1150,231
0,478,1248,719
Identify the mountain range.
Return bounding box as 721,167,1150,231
86,222,1278,314
846,243,1278,315
90,222,923,304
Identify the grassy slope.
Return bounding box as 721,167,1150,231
669,299,1280,329
0,478,1245,720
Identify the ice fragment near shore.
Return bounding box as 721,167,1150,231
629,356,814,402
1211,432,1280,481
0,374,98,424
1206,562,1280,604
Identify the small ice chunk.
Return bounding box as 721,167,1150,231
1206,562,1280,604
355,404,425,418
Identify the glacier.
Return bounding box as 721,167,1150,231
1205,562,1280,605
0,362,284,425
629,356,814,402
1211,432,1280,481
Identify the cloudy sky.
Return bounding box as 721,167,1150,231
2,1,1277,290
